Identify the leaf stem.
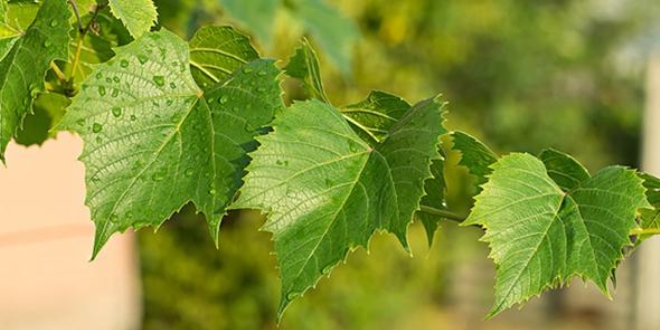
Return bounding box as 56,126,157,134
67,0,83,33
50,61,67,84
418,205,467,223
630,228,660,237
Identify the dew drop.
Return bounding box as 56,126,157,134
242,67,253,74
98,86,106,96
348,141,359,152
111,107,122,118
152,75,165,87
151,171,165,182
138,55,149,64
209,189,217,195
111,88,119,97
257,87,266,93
113,76,120,83
105,77,112,84
43,40,52,48
49,20,58,28
325,178,334,187
185,169,194,177
120,59,129,68
169,82,176,89
109,214,119,223
219,96,228,104
257,70,267,76
92,123,103,133
76,119,85,126
95,136,103,144
95,72,103,79
166,100,173,106
130,115,137,121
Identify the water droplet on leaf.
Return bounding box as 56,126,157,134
92,123,103,133
130,115,137,121
169,82,176,89
112,107,122,118
120,60,129,68
185,169,194,177
138,55,149,64
153,75,165,87
76,119,85,126
243,67,253,74
43,40,52,48
257,70,267,76
257,87,266,93
49,20,58,28
219,96,228,104
98,86,106,96
111,89,119,97
151,171,165,182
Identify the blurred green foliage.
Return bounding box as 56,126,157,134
140,0,659,328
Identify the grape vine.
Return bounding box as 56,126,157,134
2,0,660,321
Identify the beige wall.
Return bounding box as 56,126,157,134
0,134,141,330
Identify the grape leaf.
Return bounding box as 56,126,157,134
233,96,445,317
538,148,590,191
0,36,17,61
464,153,649,316
341,91,411,145
188,26,259,91
0,0,70,162
219,0,277,49
451,131,498,188
108,0,158,39
417,154,447,245
638,173,660,241
285,39,329,102
59,29,283,257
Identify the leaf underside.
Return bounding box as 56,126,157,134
465,152,648,316
108,0,158,39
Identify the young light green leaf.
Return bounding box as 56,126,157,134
341,91,411,145
539,148,590,191
59,29,283,258
286,0,358,74
285,39,328,102
219,0,277,48
465,153,649,317
188,26,259,90
451,131,498,187
233,96,445,318
0,0,70,163
108,0,158,39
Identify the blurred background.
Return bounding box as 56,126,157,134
3,0,660,329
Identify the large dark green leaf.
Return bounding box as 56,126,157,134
0,0,70,162
59,29,283,257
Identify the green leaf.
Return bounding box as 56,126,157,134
0,0,70,162
341,91,411,145
188,26,259,91
233,96,445,318
59,29,283,257
15,92,70,146
287,0,358,74
417,155,447,245
219,0,277,48
284,39,328,102
108,0,158,39
0,36,17,61
538,148,590,191
451,131,498,188
464,153,649,316
638,173,660,241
